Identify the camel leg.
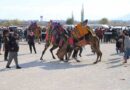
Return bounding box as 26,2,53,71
93,53,99,64
93,48,102,64
91,36,102,64
64,47,73,62
64,53,70,62
72,48,80,62
65,53,68,61
98,50,102,62
40,44,49,60
67,49,73,60
91,43,99,64
50,45,58,59
79,47,83,57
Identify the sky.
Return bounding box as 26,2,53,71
0,0,130,21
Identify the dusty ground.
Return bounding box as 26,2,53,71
0,42,130,90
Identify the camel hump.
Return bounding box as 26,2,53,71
87,27,96,37
74,23,89,38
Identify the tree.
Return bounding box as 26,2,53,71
0,21,11,27
0,19,23,27
99,18,109,24
66,18,74,25
10,19,23,26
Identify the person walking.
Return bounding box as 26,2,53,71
116,35,123,54
6,32,21,69
3,30,9,61
28,31,37,54
122,30,130,63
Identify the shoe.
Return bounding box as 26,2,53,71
16,66,21,69
4,58,8,61
123,61,127,64
6,66,11,68
4,59,8,61
79,54,82,57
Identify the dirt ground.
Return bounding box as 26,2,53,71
0,42,130,90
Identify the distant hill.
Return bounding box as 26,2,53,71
0,19,6,22
118,14,130,21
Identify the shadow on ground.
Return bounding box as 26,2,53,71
18,53,31,56
21,59,94,70
106,57,124,68
110,53,123,56
86,53,95,56
0,59,94,72
107,57,122,64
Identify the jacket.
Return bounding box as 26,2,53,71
8,35,19,52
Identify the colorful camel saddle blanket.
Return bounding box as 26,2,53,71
73,23,89,38
72,23,96,39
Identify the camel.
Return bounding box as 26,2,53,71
40,23,68,60
28,22,41,44
57,28,102,64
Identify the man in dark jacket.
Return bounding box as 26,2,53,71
28,31,37,54
6,32,21,69
3,30,9,61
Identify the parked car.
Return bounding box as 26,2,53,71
9,26,18,31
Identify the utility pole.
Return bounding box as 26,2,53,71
72,11,74,24
81,4,84,22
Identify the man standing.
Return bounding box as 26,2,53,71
28,31,37,54
6,32,21,69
